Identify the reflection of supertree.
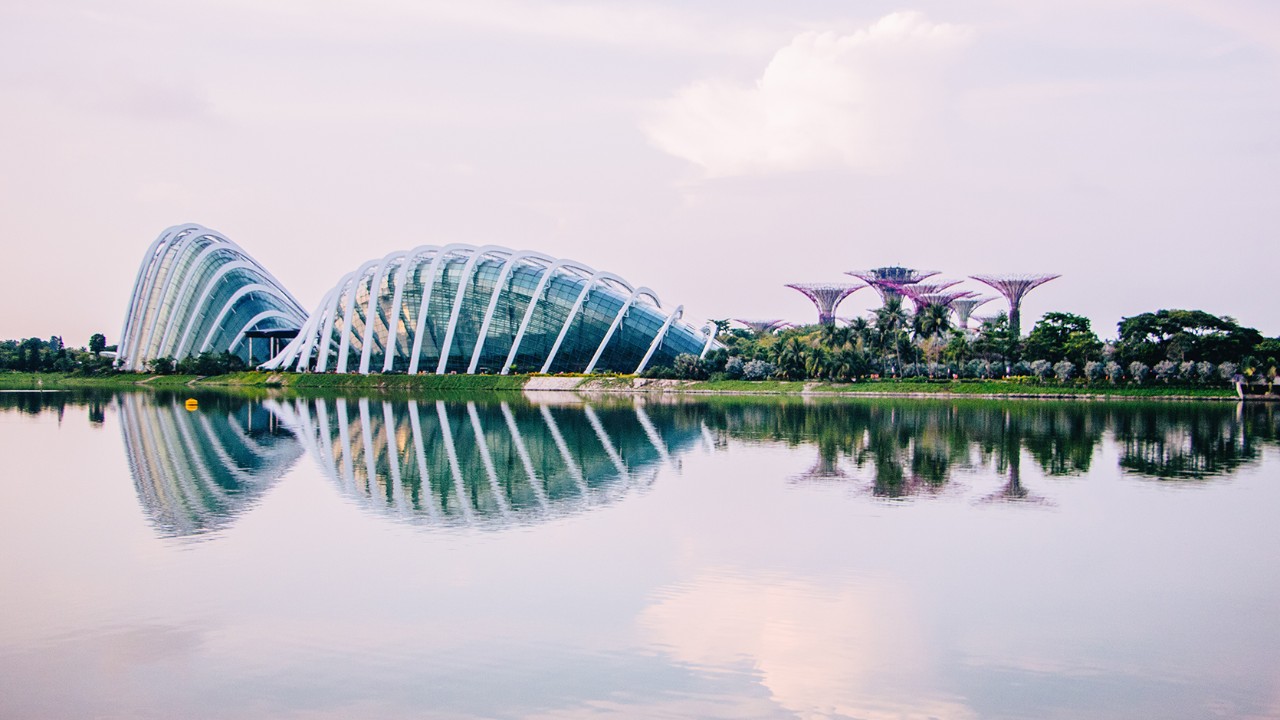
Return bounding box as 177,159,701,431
734,318,790,334
846,267,940,304
970,274,1060,337
951,297,994,331
784,283,866,326
119,393,303,537
276,397,706,527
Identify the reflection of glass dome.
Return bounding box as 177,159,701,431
117,224,306,371
276,397,709,528
264,245,717,375
119,393,303,537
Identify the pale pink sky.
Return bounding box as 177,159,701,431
2,0,1277,346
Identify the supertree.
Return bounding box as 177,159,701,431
734,318,789,335
784,282,866,325
846,266,939,303
896,282,968,311
950,296,994,331
911,291,975,310
969,274,1060,337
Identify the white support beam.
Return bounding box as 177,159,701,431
435,246,508,375
583,287,659,374
335,260,381,373
468,251,554,374
634,305,683,375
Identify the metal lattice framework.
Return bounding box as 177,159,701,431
784,282,866,325
846,266,940,303
951,296,994,330
117,224,307,371
264,244,719,375
970,274,1061,337
734,318,790,334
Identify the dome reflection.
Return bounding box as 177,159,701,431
119,392,303,537
276,396,708,527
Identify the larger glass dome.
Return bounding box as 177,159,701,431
264,245,716,375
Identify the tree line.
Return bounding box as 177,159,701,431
644,299,1280,386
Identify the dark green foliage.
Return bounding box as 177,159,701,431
1117,309,1263,367
1025,312,1103,366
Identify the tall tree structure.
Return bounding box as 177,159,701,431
970,274,1060,337
896,281,968,311
846,266,939,303
734,318,789,334
951,296,994,330
784,282,866,325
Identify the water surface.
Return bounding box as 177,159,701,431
1,390,1277,719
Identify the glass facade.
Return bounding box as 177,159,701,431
117,224,307,371
268,245,716,375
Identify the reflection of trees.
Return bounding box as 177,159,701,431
274,397,707,527
1111,403,1277,480
700,399,1280,497
119,392,303,537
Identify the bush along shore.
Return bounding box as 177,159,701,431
0,370,1242,400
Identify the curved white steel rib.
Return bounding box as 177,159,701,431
467,251,554,375
173,259,263,358
316,275,355,372
380,245,439,373
500,258,596,375
407,244,469,375
635,305,683,374
197,283,280,353
140,230,228,364
539,271,633,374
120,224,194,369
335,260,381,373
358,251,406,375
583,287,659,374
435,245,509,375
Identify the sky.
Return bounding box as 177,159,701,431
2,0,1278,347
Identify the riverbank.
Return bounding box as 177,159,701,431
0,371,1240,400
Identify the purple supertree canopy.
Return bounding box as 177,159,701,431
784,282,866,325
734,318,789,334
913,291,974,309
970,274,1060,304
951,296,994,329
969,273,1060,335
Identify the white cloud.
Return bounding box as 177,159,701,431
643,12,973,178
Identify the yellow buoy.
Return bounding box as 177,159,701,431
184,398,199,411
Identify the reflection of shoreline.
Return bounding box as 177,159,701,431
75,393,1280,535
119,394,303,537
275,397,709,528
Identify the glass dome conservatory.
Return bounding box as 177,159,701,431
263,245,716,375
117,224,307,371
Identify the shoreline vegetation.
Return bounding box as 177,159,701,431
0,370,1242,401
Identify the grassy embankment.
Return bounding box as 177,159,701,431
0,371,1238,399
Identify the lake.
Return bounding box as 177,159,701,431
1,389,1278,719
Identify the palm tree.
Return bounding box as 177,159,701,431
915,304,952,340
874,297,910,375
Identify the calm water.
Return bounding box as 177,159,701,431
2,390,1278,720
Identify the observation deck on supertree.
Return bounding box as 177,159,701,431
969,274,1060,337
734,318,789,334
951,296,994,330
784,282,866,325
846,266,940,303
